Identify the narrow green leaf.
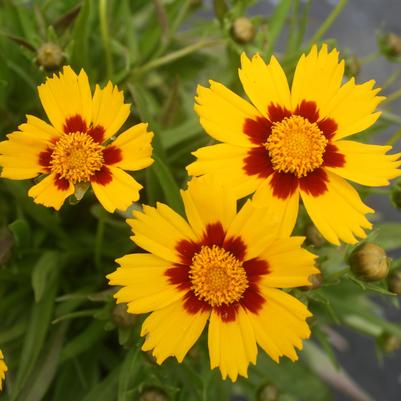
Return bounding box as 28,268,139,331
32,251,60,302
266,0,292,59
118,348,140,401
70,0,91,69
8,218,31,249
82,366,120,401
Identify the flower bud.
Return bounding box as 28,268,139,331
139,387,169,401
378,32,401,59
232,17,256,44
257,383,279,401
378,332,401,353
344,53,361,79
301,272,322,291
349,243,390,282
305,224,326,247
36,42,64,70
111,303,136,328
388,269,401,295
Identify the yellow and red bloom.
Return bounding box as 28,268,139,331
0,66,153,213
187,45,401,245
108,176,318,381
0,350,7,392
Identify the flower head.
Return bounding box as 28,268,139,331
108,176,318,381
187,44,401,244
0,350,7,392
0,66,153,213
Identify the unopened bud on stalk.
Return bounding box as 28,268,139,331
257,383,279,401
344,53,361,78
349,243,390,282
232,17,256,44
301,272,322,291
139,387,169,401
111,303,136,328
378,332,401,353
378,32,401,59
388,269,401,294
36,42,64,70
305,224,326,247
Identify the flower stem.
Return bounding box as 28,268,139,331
99,0,113,79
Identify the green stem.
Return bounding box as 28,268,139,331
359,51,380,65
133,39,223,75
99,0,113,78
94,214,105,270
309,0,348,44
386,128,401,146
380,110,401,126
382,87,401,105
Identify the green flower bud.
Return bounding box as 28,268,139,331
378,332,401,353
301,272,322,291
111,303,136,328
139,387,169,401
36,42,64,70
305,224,326,247
344,53,361,79
349,243,390,282
232,17,256,44
388,269,401,294
378,32,401,60
257,383,279,401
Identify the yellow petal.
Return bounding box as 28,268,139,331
0,349,7,392
239,53,291,117
259,237,319,288
91,166,142,213
187,143,263,200
128,202,197,263
28,173,74,210
194,81,261,147
326,79,384,140
291,44,344,114
208,307,257,381
109,254,183,314
327,140,401,186
92,82,130,141
110,123,154,171
300,170,374,245
141,300,209,364
181,175,237,238
38,66,92,132
252,177,300,238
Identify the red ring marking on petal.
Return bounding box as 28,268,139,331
269,171,299,199
176,239,201,265
214,303,240,322
243,146,274,178
294,100,319,123
318,118,338,140
244,258,269,282
240,284,265,314
87,125,105,143
183,291,210,315
165,265,191,291
223,236,247,261
63,115,87,134
243,117,272,145
323,143,345,168
54,174,70,191
299,168,328,196
103,146,122,165
38,147,53,172
90,165,112,185
267,104,292,122
201,222,226,248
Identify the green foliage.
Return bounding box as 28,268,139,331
1,0,401,400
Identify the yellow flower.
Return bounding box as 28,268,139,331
108,176,318,381
0,350,7,392
187,45,401,245
0,66,153,213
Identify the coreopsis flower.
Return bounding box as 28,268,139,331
108,176,318,381
0,350,7,392
187,45,401,245
0,66,153,213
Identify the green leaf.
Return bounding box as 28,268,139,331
82,366,120,401
32,251,60,302
118,348,141,401
11,272,58,400
8,218,31,249
266,0,292,58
